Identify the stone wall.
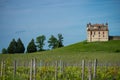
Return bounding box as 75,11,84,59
109,36,120,40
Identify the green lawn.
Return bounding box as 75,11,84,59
0,40,120,63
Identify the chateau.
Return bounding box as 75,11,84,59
87,23,109,42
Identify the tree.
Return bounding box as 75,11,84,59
27,39,37,53
7,39,17,54
16,38,25,53
48,35,58,49
2,48,7,54
36,35,46,51
57,34,64,47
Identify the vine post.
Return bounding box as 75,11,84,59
0,60,4,77
88,60,92,80
30,59,33,80
13,60,17,80
33,58,36,80
55,61,58,80
93,59,97,79
82,60,85,80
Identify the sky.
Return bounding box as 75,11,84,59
0,0,120,52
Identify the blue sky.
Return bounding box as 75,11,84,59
0,0,120,52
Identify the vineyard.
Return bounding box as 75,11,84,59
0,40,120,80
0,59,120,80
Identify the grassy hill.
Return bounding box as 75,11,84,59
56,40,120,53
0,40,120,63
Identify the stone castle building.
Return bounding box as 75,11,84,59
87,23,109,42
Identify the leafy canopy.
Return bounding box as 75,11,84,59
27,39,37,53
36,35,46,51
7,39,17,54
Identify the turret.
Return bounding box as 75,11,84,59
105,22,108,26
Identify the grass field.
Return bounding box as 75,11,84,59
0,40,120,80
0,40,120,63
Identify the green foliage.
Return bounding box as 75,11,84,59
0,40,120,63
48,35,59,49
0,40,120,79
7,39,17,54
2,48,7,54
0,62,120,80
2,34,64,53
7,38,25,54
16,38,25,53
36,35,46,51
27,39,37,53
48,34,64,49
58,34,64,47
114,49,120,53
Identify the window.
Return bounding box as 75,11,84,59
98,31,100,34
94,32,95,35
99,26,100,28
103,31,104,34
91,31,92,35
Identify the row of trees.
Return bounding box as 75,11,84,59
2,34,64,54
2,38,25,54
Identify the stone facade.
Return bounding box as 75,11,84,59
87,23,109,42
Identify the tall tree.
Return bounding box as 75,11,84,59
27,39,37,53
48,35,58,49
2,48,7,54
57,34,64,47
7,39,17,54
16,38,25,53
36,35,46,51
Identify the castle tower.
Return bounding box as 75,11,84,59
87,23,109,42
